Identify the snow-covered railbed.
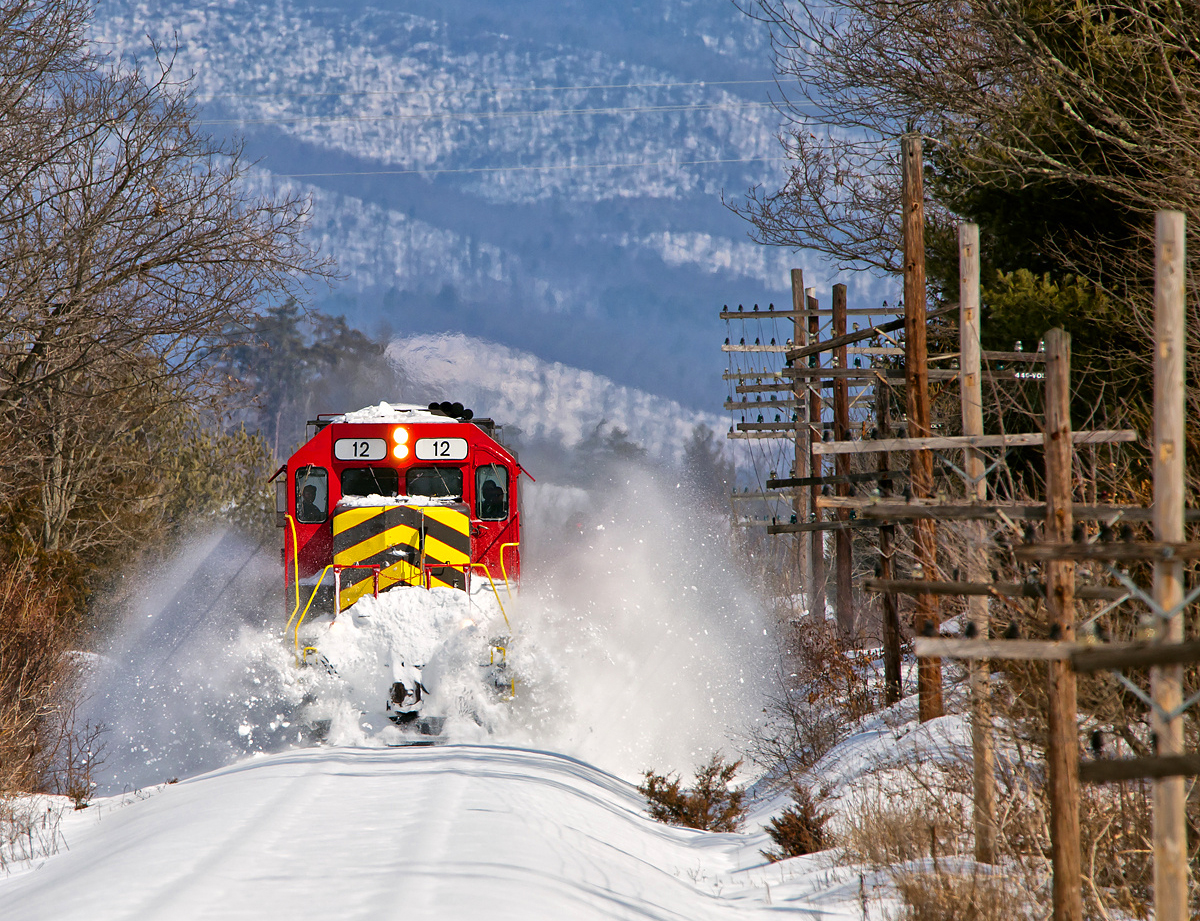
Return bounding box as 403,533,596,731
0,745,856,920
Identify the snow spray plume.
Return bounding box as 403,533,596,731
511,464,775,782
81,528,304,794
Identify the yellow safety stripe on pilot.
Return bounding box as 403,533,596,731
336,520,421,571
416,504,471,591
340,557,423,608
331,503,472,608
333,506,422,610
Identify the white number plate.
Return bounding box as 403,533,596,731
415,437,468,460
334,438,387,461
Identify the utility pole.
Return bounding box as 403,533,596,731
901,133,942,720
1044,328,1082,921
807,288,826,620
1152,210,1189,921
791,269,812,609
833,283,853,634
877,382,901,702
960,223,995,863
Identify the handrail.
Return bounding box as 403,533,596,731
286,514,301,613
424,560,511,631
498,542,519,600
333,563,381,612
469,562,512,632
288,565,335,653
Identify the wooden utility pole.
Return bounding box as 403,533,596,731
901,133,942,720
807,289,826,620
791,269,811,606
1044,328,1082,921
832,283,853,633
960,223,995,863
877,383,901,702
1152,210,1189,921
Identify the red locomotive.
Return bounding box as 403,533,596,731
275,401,524,616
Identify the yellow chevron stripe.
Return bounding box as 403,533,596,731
332,505,386,533
422,505,470,538
424,533,469,566
330,503,472,609
339,571,375,609
333,522,420,567
428,569,463,590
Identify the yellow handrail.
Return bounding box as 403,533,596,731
426,560,511,631
498,542,519,600
285,513,301,614
287,565,335,654
470,562,511,632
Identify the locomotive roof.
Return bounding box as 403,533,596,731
333,402,459,425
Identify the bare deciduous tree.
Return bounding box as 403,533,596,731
0,0,334,569
735,0,1200,278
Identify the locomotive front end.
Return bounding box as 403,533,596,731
275,402,524,734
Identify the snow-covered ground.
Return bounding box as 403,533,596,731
0,684,985,919
0,733,933,920
0,557,965,920
0,473,967,918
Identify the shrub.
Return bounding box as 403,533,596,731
0,565,74,794
762,783,830,860
742,620,879,789
640,754,746,833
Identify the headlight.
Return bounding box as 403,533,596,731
393,444,409,459
392,426,409,444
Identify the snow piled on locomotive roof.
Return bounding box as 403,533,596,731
335,494,462,509
334,401,458,424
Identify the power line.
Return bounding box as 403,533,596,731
194,78,778,103
199,100,775,128
275,155,790,178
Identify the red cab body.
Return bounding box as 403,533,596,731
279,404,522,608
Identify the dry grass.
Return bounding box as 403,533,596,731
835,716,1190,920
840,788,964,869
0,797,65,870
0,557,102,859
895,868,1034,921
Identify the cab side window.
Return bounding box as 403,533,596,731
296,467,328,523
476,465,509,520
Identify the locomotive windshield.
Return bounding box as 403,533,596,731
406,467,463,499
341,467,400,497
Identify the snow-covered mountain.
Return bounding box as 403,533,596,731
89,1,882,412
389,332,728,461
